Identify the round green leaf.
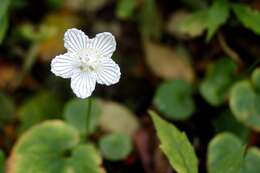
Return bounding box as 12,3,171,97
98,101,140,137
242,147,260,173
0,91,15,123
199,58,237,106
64,98,101,135
7,120,102,173
18,92,63,132
207,133,244,173
229,80,260,131
99,133,132,161
154,80,195,120
251,68,260,90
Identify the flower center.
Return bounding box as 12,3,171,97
78,48,101,72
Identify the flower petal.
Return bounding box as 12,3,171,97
51,53,79,78
70,72,96,98
95,58,121,85
64,28,88,53
91,32,116,58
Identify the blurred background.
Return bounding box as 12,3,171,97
1,0,260,173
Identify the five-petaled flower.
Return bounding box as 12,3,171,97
51,28,121,98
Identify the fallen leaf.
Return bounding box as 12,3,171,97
144,41,195,82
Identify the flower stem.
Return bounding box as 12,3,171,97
217,33,243,67
86,97,92,135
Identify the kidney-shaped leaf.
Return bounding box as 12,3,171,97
6,120,102,173
242,147,260,173
229,80,260,131
154,80,195,120
251,68,260,90
18,92,63,132
199,58,237,106
150,111,198,173
99,133,133,161
207,133,244,173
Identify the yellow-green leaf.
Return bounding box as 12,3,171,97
206,0,230,41
232,4,260,35
150,111,198,173
207,133,244,173
7,120,102,173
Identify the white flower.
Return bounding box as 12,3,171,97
51,28,121,98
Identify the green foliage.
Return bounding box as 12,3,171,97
2,1,260,172
8,120,101,173
150,111,198,173
0,15,9,44
206,0,229,41
178,1,260,39
0,91,15,124
0,150,4,173
64,98,101,135
18,92,63,132
0,0,11,44
232,4,260,35
116,0,136,19
179,0,207,10
199,58,237,106
99,133,133,161
177,10,208,38
47,0,64,9
177,0,229,40
139,0,162,39
18,23,56,42
251,68,260,90
207,133,244,173
10,0,27,9
229,68,260,131
154,80,195,120
242,147,260,173
213,110,249,142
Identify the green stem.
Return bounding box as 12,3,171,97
86,97,92,135
217,33,243,67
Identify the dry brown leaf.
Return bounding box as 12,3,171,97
144,41,195,83
38,12,79,62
